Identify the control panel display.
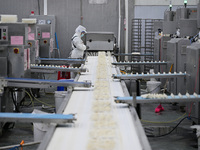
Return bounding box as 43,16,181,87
0,26,8,41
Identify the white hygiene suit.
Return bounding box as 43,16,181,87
70,25,87,59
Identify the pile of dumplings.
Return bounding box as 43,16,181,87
87,52,119,150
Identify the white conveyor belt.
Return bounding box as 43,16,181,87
47,56,145,150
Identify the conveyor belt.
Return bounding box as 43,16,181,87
37,58,86,64
115,94,200,104
112,61,167,66
45,55,150,150
0,113,75,124
113,73,186,80
3,77,91,88
114,53,154,56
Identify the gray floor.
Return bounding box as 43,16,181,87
142,103,198,150
0,92,55,150
0,93,198,150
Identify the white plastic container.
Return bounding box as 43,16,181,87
54,91,68,112
1,15,18,23
32,109,51,142
22,18,37,24
147,81,161,94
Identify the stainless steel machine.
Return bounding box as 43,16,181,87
0,21,91,136
154,35,171,73
163,10,177,35
176,7,198,37
84,32,116,55
29,15,56,58
166,38,190,94
185,42,200,123
0,22,30,135
0,23,32,103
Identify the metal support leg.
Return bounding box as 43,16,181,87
136,80,141,119
130,80,141,119
0,96,2,136
195,101,200,124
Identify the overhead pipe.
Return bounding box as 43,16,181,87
118,0,121,51
44,0,47,15
125,0,128,60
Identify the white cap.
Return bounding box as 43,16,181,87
75,25,87,34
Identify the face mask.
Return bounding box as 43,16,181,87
81,34,84,38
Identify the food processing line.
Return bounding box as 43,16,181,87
112,49,200,124
107,1,200,128
2,1,200,148
37,32,200,149
0,19,151,150
39,1,200,149
28,15,87,76
0,15,91,136
152,1,199,95
112,1,200,95
8,32,147,149
36,52,151,150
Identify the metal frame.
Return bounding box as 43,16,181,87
112,61,167,66
30,65,87,73
115,94,200,105
144,19,162,73
114,53,153,57
36,58,86,65
37,75,80,150
114,58,152,150
113,73,186,80
0,113,76,124
131,18,142,73
0,77,91,95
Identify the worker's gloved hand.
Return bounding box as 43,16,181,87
86,46,90,49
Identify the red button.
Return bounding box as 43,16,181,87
14,48,19,54
3,36,6,40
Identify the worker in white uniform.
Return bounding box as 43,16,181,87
70,25,87,59
69,25,88,78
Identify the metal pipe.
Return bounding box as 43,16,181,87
125,0,128,60
118,0,121,51
44,0,47,15
112,61,167,66
80,0,83,25
113,73,186,80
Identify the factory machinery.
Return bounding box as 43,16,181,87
1,2,200,149
0,14,91,139
38,23,200,149
112,0,200,127
0,18,152,150
36,51,151,150
39,1,200,149
114,0,199,94
31,32,152,149
39,47,200,149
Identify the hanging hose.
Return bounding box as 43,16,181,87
55,32,61,58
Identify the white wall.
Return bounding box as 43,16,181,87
135,0,199,6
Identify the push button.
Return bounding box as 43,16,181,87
13,48,19,54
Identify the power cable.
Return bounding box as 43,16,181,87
147,116,194,138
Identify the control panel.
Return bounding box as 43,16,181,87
0,26,8,41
